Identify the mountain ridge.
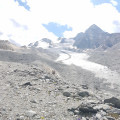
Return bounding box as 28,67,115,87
73,24,120,49
27,24,120,51
0,40,20,51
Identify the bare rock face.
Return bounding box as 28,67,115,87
0,40,19,51
73,24,120,49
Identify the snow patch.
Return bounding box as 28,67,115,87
36,41,49,49
56,51,120,88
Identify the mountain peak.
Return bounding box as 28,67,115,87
89,24,99,28
73,24,109,49
85,24,104,34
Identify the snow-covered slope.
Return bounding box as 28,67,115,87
28,37,76,50
28,38,53,49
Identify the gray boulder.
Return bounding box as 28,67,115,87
77,91,89,97
104,97,120,109
63,92,71,97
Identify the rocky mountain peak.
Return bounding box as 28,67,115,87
85,24,104,34
74,24,120,49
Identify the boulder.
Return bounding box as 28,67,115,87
26,110,37,117
104,97,120,109
22,82,32,87
63,92,71,97
79,106,97,114
78,91,89,97
82,85,88,89
68,105,97,116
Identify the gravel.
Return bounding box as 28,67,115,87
0,48,120,120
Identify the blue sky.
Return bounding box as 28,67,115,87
43,22,72,37
14,0,30,11
91,0,120,12
15,0,120,12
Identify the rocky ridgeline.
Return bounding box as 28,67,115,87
74,24,120,50
0,61,120,120
0,40,19,51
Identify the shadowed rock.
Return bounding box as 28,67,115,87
79,106,97,114
104,97,120,109
77,91,89,97
22,82,32,87
63,92,71,97
68,105,97,116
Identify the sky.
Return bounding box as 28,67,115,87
0,0,120,45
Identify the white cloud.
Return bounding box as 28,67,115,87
110,0,118,6
64,2,120,38
21,0,26,3
0,0,120,45
0,0,57,45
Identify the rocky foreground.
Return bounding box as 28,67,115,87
0,49,120,120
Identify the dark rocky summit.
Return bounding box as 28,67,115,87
73,24,120,49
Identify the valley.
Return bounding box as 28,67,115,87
0,24,120,120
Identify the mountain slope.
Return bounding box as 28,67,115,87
0,40,20,51
74,24,120,49
28,38,53,49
